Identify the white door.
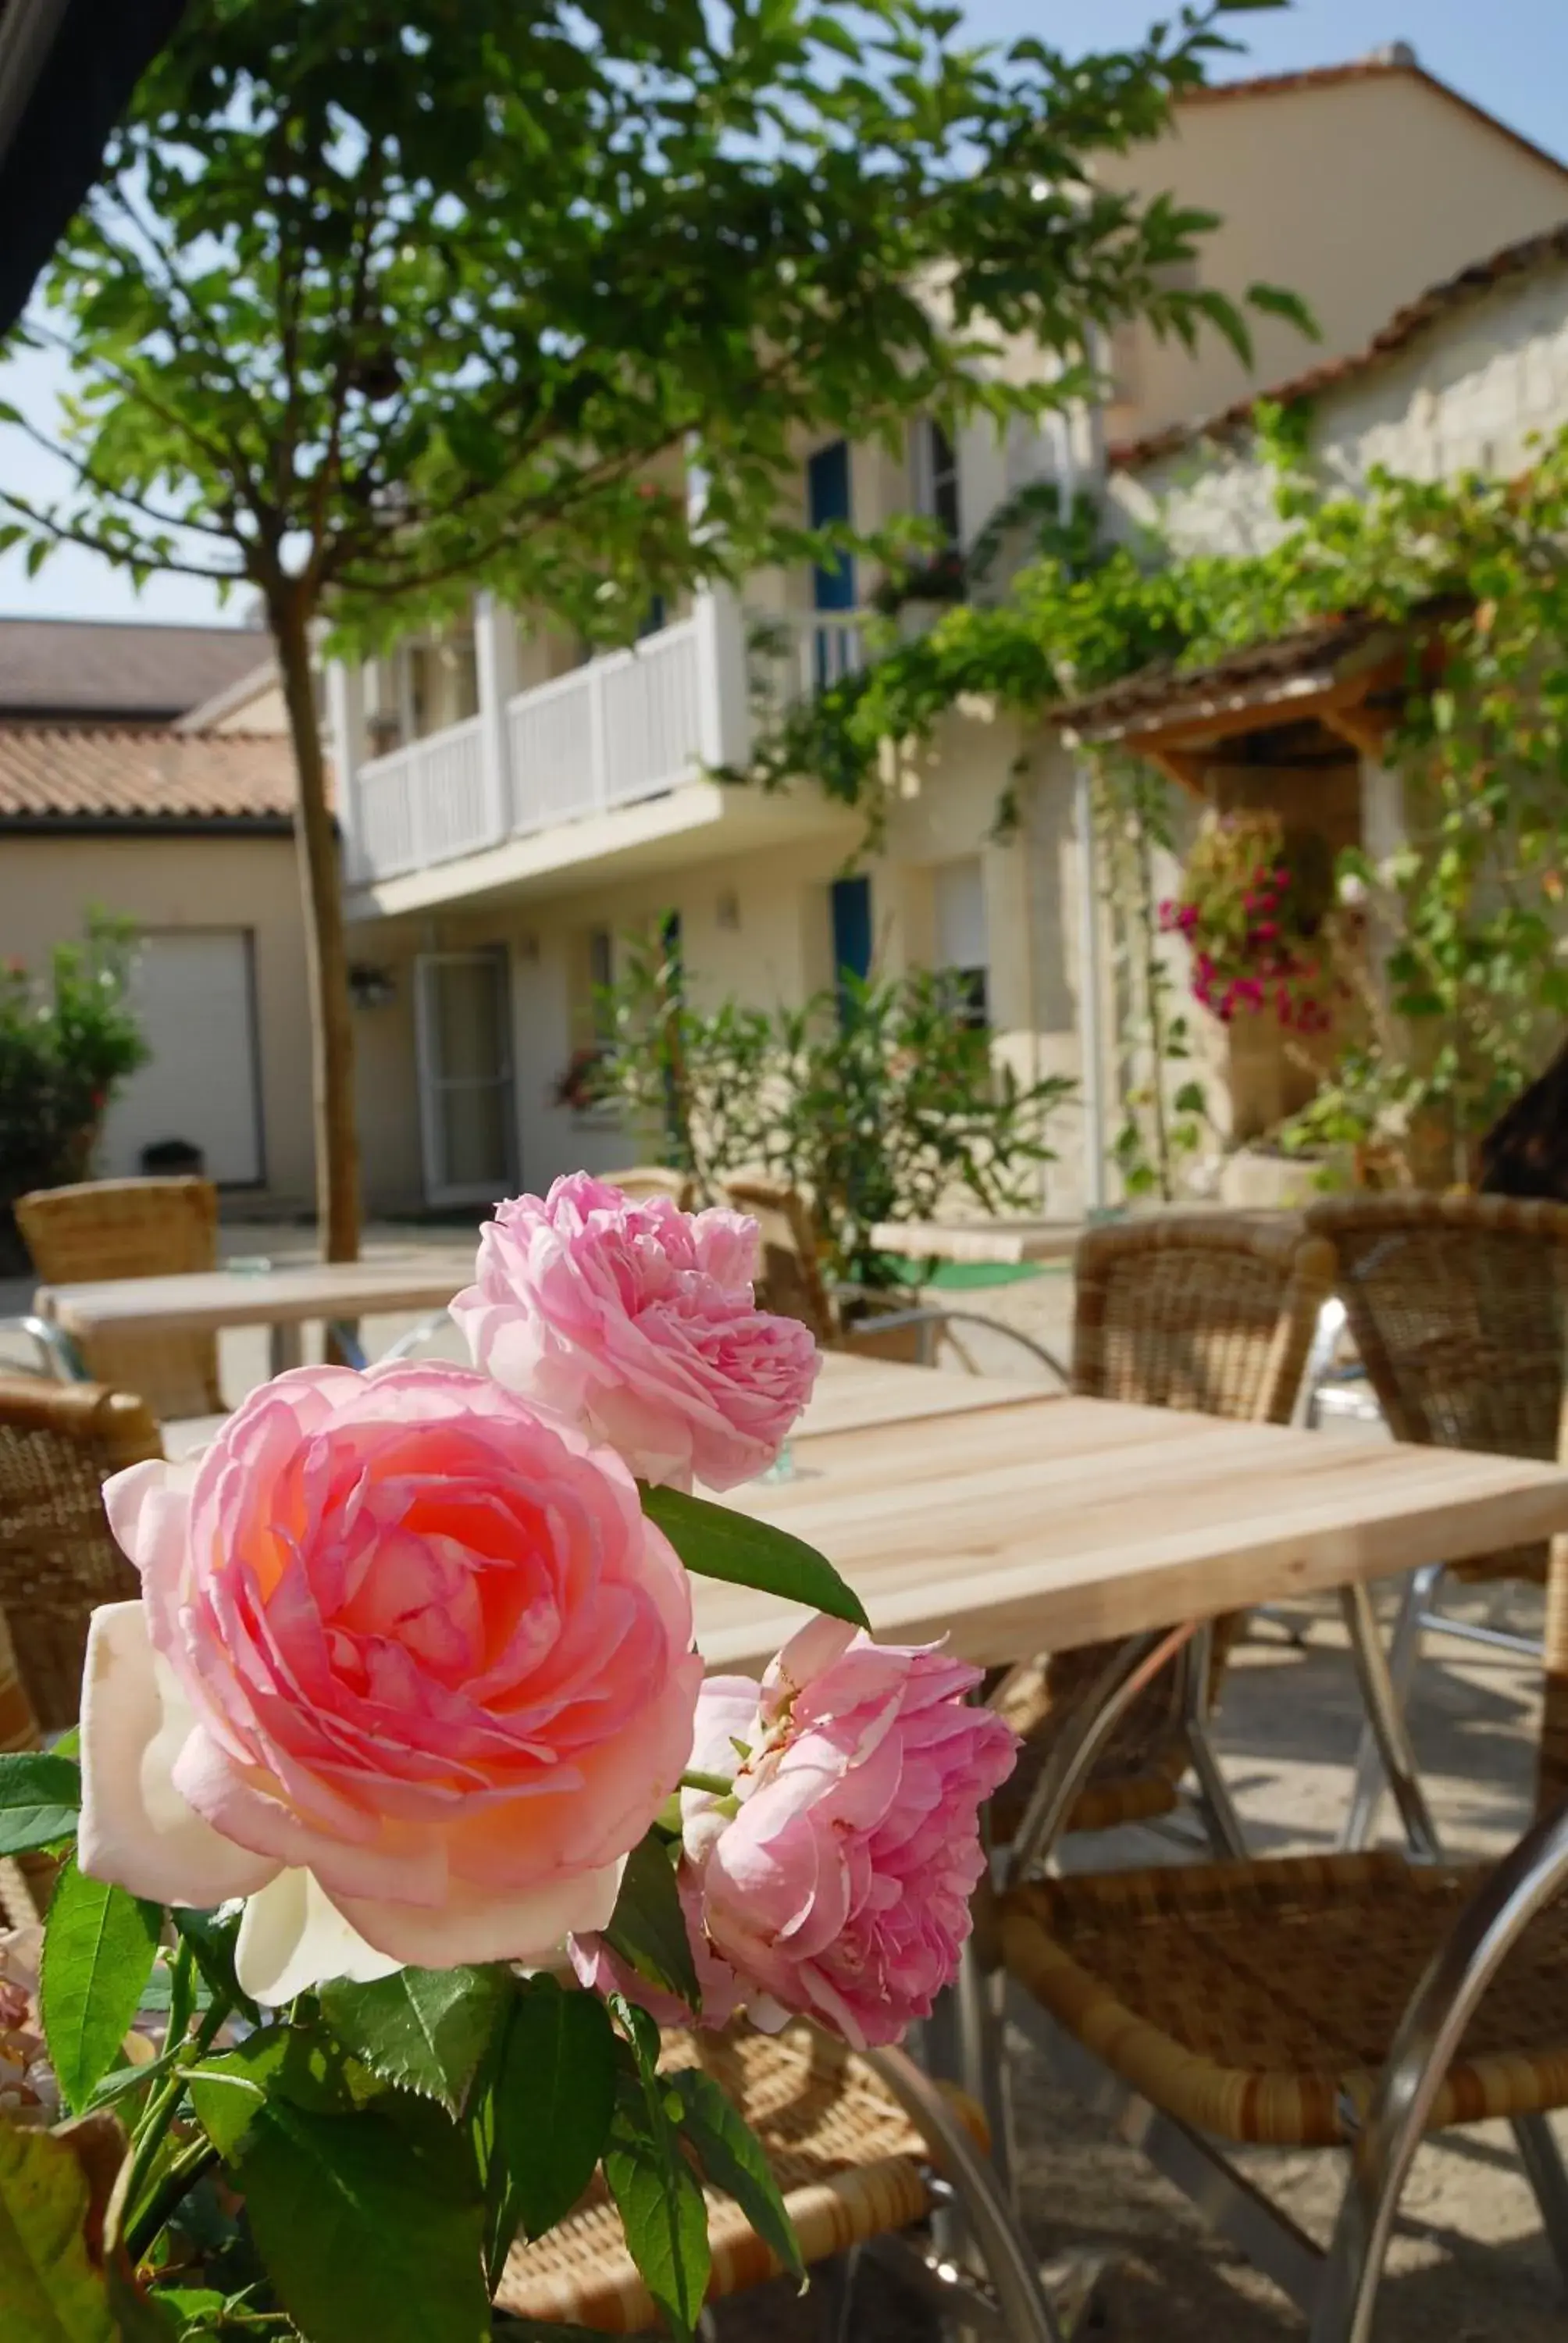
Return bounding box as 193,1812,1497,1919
415,950,516,1206
99,929,265,1185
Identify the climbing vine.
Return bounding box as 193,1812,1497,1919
742,408,1568,1177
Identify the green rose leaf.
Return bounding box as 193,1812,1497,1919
640,1484,868,1628
40,1858,161,2114
601,1831,700,2012
670,2067,803,2279
319,1964,512,2117
231,2099,489,2343
0,1751,80,1856
189,2023,383,2156
494,1976,616,2240
0,2120,115,2342
604,2070,711,2343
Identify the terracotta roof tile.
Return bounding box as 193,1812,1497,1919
0,619,268,719
0,725,302,825
1112,219,1568,472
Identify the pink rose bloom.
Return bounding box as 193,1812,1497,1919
451,1175,820,1491
641,1621,1017,2050
79,1363,702,2006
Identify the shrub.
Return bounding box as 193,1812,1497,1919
0,915,149,1255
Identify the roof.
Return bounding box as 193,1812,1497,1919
176,654,280,733
1179,50,1568,187
0,617,268,720
0,725,299,828
1113,219,1568,471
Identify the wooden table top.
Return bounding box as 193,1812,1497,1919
37,1257,465,1337
867,1217,1085,1266
693,1381,1568,1676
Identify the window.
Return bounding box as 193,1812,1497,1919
934,858,989,1030
914,418,961,547
587,925,614,1040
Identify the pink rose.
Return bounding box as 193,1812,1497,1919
451,1175,820,1491
79,1363,703,2006
611,1620,1017,2050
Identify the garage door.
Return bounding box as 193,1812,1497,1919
99,930,264,1186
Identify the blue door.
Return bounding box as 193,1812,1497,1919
807,441,855,690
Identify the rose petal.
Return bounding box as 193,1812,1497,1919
336,1857,625,1971
78,1603,278,1909
234,1868,404,2005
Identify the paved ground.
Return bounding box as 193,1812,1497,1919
5,1232,1564,2335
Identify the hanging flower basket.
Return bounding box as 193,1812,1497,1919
1160,808,1349,1035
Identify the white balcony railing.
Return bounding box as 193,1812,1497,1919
508,616,703,836
355,715,490,883
346,604,871,890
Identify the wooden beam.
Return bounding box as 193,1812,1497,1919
1321,702,1397,761
1148,747,1209,797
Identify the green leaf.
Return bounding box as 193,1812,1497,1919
319,1964,512,2116
230,2100,489,2343
40,1858,161,2114
0,1752,81,1855
601,1831,701,2011
604,2076,711,2343
189,2024,383,2156
494,1976,616,2240
142,2288,226,2338
640,1484,868,1629
0,2121,116,2342
669,2067,802,2278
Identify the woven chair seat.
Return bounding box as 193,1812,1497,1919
1003,1852,1568,2150
497,2022,976,2333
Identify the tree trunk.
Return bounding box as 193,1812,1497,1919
272,587,362,1264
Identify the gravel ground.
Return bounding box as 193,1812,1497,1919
6,1236,1563,2338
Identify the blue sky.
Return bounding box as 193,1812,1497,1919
2,0,1565,627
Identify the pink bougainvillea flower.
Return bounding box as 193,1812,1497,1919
583,1620,1017,2050
78,1363,703,2005
451,1175,820,1491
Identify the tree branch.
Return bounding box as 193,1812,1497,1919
0,490,247,586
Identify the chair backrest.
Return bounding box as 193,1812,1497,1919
1071,1211,1337,1425
604,1167,699,1213
0,1377,162,1732
1304,1193,1568,1820
16,1177,223,1420
719,1176,837,1347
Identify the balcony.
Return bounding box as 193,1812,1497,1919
340,603,871,910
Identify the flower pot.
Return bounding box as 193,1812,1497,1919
1217,1143,1352,1210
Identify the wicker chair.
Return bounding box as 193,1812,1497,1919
998,1538,1568,2342
718,1175,1067,1382
1303,1192,1568,1851
990,1213,1336,1856
16,1176,224,1423
604,1165,700,1212
0,1601,54,1926
497,2018,1062,2338
0,1378,161,1732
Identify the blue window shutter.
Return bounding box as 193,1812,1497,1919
807,440,856,613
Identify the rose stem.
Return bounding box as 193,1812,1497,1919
679,1768,734,1796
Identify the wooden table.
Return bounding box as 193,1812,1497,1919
693,1371,1568,1675
37,1257,464,1375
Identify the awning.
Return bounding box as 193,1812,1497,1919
0,0,185,334
1052,604,1459,793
